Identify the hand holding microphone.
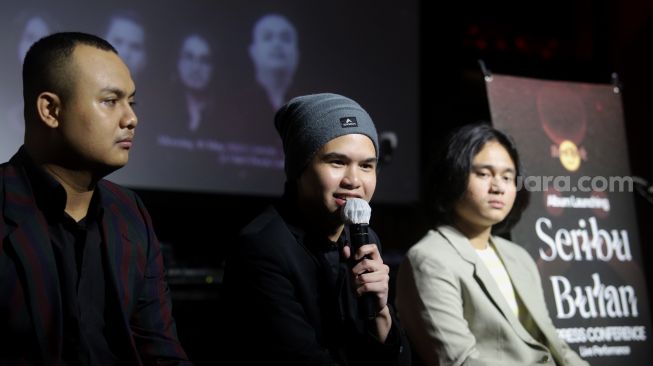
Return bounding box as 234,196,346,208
341,198,390,321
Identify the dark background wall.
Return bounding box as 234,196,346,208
132,1,653,363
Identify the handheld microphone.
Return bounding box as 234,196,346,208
341,198,378,320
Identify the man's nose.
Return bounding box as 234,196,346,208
121,104,138,129
341,166,361,188
490,176,506,194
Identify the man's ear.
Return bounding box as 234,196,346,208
36,92,61,128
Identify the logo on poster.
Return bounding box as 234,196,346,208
559,140,581,172
537,85,588,171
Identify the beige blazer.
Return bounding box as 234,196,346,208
396,226,589,366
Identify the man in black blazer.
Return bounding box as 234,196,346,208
223,93,410,365
0,32,190,365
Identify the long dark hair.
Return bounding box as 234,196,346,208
428,122,530,234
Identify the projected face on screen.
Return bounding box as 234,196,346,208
18,15,51,61
250,14,298,72
249,14,298,109
1,1,419,202
105,14,147,77
178,34,213,91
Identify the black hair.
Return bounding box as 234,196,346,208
428,122,530,234
22,32,117,122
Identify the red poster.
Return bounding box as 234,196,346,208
487,74,652,364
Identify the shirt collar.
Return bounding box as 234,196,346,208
17,147,103,224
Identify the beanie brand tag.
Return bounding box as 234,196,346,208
339,117,358,128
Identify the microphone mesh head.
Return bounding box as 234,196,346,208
341,198,371,225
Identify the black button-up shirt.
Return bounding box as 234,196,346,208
20,150,118,366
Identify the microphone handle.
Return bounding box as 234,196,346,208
349,223,378,320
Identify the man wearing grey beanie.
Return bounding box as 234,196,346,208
223,93,411,365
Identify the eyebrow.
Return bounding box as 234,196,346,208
101,87,136,99
472,164,515,174
322,152,377,164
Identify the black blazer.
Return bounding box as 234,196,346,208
0,149,190,365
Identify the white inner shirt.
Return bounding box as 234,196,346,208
475,242,519,317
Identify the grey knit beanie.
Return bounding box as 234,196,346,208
274,93,379,180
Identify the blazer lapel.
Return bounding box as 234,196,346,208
3,165,62,363
101,204,131,311
99,193,143,363
438,226,540,345
494,239,562,356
